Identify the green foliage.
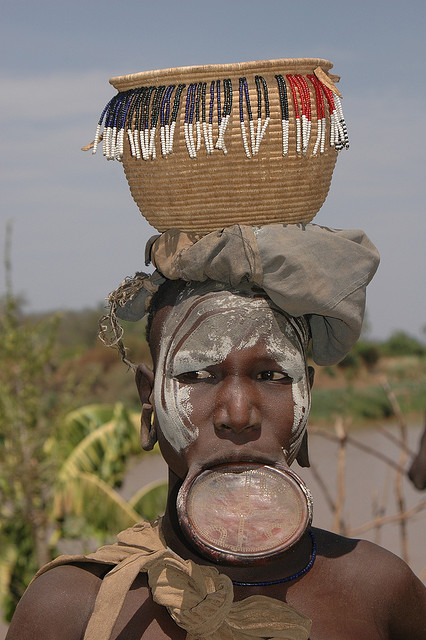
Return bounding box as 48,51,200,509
1,396,168,621
337,351,361,372
353,342,380,370
54,305,107,355
388,355,426,382
311,377,426,423
335,340,381,373
380,331,426,357
0,265,79,615
59,403,141,485
54,403,166,540
129,481,169,522
311,386,394,421
0,522,38,622
11,304,152,409
335,341,379,374
390,380,426,414
0,242,98,502
55,471,141,535
61,404,122,450
0,229,164,621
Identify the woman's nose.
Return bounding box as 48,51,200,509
213,377,261,437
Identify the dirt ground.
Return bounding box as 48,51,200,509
2,424,424,638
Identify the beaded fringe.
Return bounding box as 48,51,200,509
92,74,349,161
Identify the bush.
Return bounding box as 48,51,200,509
311,386,393,422
337,351,361,372
381,331,426,357
354,342,381,370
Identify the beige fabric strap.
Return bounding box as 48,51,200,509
34,521,311,640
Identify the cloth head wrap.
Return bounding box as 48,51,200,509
102,223,379,366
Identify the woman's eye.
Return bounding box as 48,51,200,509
176,370,214,382
256,371,291,381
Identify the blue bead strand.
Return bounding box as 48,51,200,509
232,530,317,587
239,77,251,158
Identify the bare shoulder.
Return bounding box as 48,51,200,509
315,526,425,592
314,528,426,639
6,563,180,640
350,536,426,639
6,562,108,640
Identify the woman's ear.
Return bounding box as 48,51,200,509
296,366,314,468
308,365,315,389
135,363,157,451
296,431,310,468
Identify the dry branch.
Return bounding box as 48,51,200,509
348,501,426,537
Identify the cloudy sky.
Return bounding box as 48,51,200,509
1,0,425,341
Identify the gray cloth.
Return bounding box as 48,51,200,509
116,223,379,366
255,224,379,365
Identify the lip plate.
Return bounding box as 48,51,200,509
177,462,312,565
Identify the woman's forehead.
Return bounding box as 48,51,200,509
156,289,307,362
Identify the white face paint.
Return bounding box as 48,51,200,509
153,286,310,462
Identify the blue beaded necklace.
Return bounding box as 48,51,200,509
232,530,316,587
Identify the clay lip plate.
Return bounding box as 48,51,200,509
177,462,311,563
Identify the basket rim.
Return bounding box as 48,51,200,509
109,57,334,90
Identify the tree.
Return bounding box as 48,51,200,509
53,403,167,541
381,331,426,357
0,224,83,617
0,228,166,620
0,393,166,619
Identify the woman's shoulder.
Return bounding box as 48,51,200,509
313,527,426,638
315,527,419,572
314,526,421,581
6,562,113,640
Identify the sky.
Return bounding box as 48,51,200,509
1,0,425,341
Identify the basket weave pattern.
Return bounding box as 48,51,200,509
109,59,340,233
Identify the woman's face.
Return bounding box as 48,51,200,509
150,289,311,479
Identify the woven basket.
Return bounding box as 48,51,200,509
106,58,343,233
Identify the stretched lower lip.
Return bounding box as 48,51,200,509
195,453,286,475
177,462,312,565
